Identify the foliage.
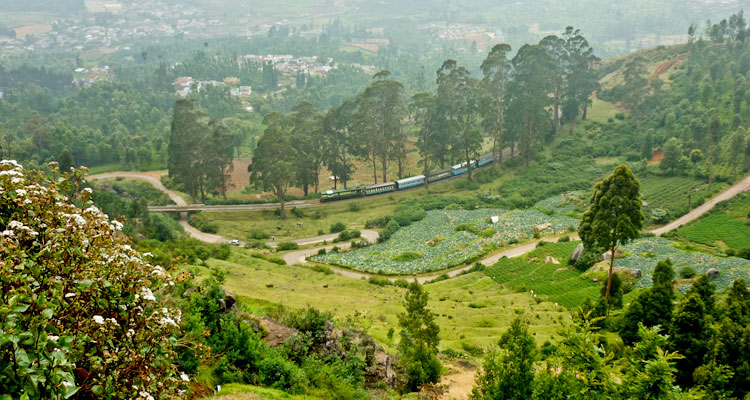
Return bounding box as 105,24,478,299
329,221,346,233
397,282,441,392
188,212,219,234
0,161,183,399
277,241,300,251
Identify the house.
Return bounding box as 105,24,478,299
223,77,240,85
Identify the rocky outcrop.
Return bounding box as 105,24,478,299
533,223,552,233
707,268,720,280
258,317,299,347
570,243,584,263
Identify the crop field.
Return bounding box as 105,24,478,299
195,248,572,357
311,209,578,274
639,175,728,223
615,237,750,292
676,192,750,250
483,241,601,308
533,191,588,215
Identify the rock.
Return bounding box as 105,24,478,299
601,249,625,261
370,351,397,389
544,256,561,265
490,216,499,224
630,269,643,278
533,223,552,233
258,317,298,347
707,268,720,280
569,243,584,263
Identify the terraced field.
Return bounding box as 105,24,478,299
640,175,728,222
311,208,578,274
675,192,750,250
482,241,600,308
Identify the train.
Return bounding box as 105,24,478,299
320,154,495,202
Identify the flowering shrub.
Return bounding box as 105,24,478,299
0,161,184,399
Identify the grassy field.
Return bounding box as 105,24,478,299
193,246,572,359
482,241,600,308
676,192,750,250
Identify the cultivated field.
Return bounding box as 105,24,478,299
676,192,750,250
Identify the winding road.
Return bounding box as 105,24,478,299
88,171,750,282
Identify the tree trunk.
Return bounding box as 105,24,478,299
279,197,286,219
582,103,588,121
303,184,308,197
382,156,388,183
708,148,714,191
553,86,560,133
605,243,616,314
569,116,575,135
333,176,338,190
372,156,378,184
398,156,403,180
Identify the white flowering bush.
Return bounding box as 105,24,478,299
0,161,184,399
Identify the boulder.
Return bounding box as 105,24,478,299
533,223,552,233
707,268,720,280
569,243,585,263
369,351,397,389
630,269,643,278
601,249,625,261
544,256,561,265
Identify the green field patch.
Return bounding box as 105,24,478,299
483,241,600,308
640,175,728,223
311,209,577,274
676,192,750,250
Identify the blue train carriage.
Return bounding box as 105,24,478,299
477,154,494,167
395,175,426,190
365,182,396,196
320,187,366,202
451,160,477,176
427,168,452,184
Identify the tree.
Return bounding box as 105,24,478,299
689,149,703,177
579,164,644,307
322,100,358,189
398,281,441,392
539,35,566,134
411,92,438,186
436,60,482,180
251,112,297,219
168,98,205,203
202,119,236,200
660,137,684,175
507,45,556,166
669,293,710,386
621,324,684,399
480,43,512,162
724,127,748,175
472,317,536,400
289,101,323,195
621,56,649,131
686,274,716,318
58,148,74,172
707,113,722,190
621,259,675,344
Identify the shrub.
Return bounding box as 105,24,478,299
393,279,410,288
290,207,305,218
317,248,327,255
365,215,391,228
378,220,401,242
311,264,333,274
277,241,300,251
330,221,346,233
368,276,392,286
455,223,480,235
348,202,361,212
188,212,218,233
558,235,571,242
679,266,697,279
393,251,423,262
455,179,480,191
249,230,270,240
481,227,496,238
213,243,232,260
0,162,183,399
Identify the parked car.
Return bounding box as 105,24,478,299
229,239,241,246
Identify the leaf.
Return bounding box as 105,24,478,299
90,385,103,396
75,280,93,288
42,308,54,319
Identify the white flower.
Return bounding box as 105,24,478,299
65,293,76,298
107,318,119,326
143,252,153,258
8,221,23,230
159,317,177,327
111,220,123,231
180,373,190,382
139,391,154,400
48,335,60,341
127,329,135,338
0,159,23,169
82,187,93,194
71,214,86,227
0,170,22,177
1,230,14,237
140,287,156,301
61,380,74,388
15,189,27,196
10,177,22,183
93,315,105,324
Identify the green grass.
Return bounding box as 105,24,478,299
639,174,728,223
676,192,750,250
482,241,601,308
203,383,324,399
193,247,571,359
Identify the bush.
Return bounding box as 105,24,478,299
277,241,300,251
0,163,183,398
317,248,327,255
558,235,571,242
393,251,423,261
455,179,480,190
311,264,333,274
481,227,496,238
334,229,362,242
368,276,392,286
290,207,305,218
330,221,346,233
393,279,410,288
455,223,480,235
365,215,391,228
348,202,361,212
249,230,270,240
378,219,401,242
679,266,697,279
188,212,218,233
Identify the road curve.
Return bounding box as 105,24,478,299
87,172,226,243
88,171,750,282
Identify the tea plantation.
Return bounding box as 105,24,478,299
675,192,750,251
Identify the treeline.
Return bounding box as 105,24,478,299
247,27,599,216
